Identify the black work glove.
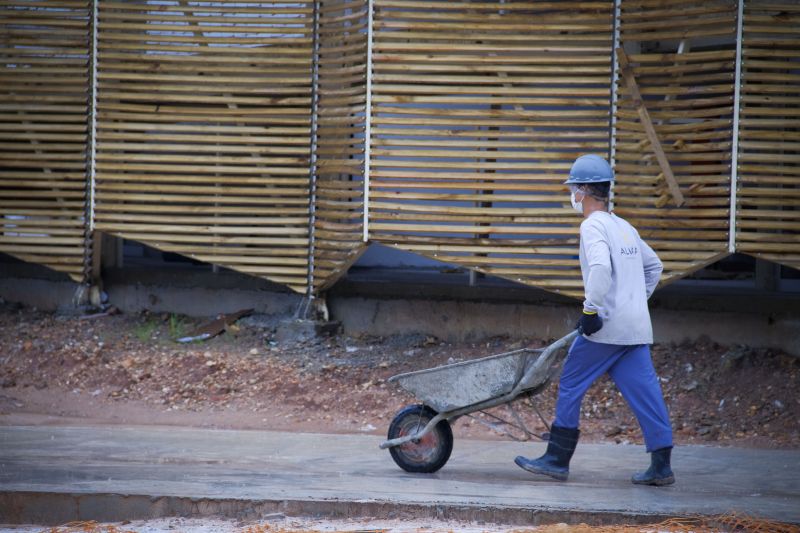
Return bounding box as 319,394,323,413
576,310,603,336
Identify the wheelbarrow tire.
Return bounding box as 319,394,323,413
388,404,453,473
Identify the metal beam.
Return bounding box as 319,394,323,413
730,0,744,254
307,0,321,296
89,0,98,233
363,0,374,243
82,0,99,287
608,0,621,211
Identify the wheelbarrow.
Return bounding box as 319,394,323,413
380,330,578,473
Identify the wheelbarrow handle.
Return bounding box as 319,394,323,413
512,329,579,396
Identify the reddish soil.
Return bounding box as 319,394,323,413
0,304,798,449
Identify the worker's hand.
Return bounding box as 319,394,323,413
576,310,603,336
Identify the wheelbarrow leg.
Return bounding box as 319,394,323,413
515,425,580,481
528,396,551,437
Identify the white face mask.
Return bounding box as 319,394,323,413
570,190,584,214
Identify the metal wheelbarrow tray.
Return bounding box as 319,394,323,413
380,330,578,473
388,346,544,414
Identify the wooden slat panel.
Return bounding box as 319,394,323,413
0,0,89,281
312,0,368,291
7,0,794,295
614,0,736,283
736,1,800,271
94,1,313,293
368,0,613,299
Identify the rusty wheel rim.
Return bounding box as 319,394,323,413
396,415,440,465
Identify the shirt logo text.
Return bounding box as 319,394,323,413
620,246,639,257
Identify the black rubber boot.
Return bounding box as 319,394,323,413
514,425,580,481
632,447,675,486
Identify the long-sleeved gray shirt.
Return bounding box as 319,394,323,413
579,210,663,345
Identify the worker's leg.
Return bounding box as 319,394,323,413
553,337,625,429
607,344,673,452
517,337,625,480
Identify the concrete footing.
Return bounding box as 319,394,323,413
1,262,799,356
0,492,675,527
328,295,800,356
275,319,342,344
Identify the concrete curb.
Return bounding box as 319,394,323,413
0,491,676,527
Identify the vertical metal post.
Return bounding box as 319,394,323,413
306,0,321,297
729,0,744,254
608,0,621,211
82,0,99,288
89,0,98,232
362,0,374,242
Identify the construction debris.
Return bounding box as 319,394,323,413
79,306,120,321
177,309,253,343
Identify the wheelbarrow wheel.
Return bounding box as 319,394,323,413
388,404,453,473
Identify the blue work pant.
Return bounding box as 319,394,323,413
554,336,673,452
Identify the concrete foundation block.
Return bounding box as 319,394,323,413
275,319,341,344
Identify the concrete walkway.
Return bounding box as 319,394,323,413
1,425,798,526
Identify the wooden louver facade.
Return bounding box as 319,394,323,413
93,0,314,293
0,0,91,282
368,0,614,299
737,1,800,270
312,0,369,292
1,0,798,297
614,0,738,284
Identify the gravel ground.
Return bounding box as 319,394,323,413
1,517,521,533
1,514,795,533
0,516,570,533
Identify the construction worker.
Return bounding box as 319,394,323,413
514,154,675,486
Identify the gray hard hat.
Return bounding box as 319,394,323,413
564,154,614,185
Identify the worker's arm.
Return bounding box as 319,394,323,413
640,239,663,299
581,221,612,314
